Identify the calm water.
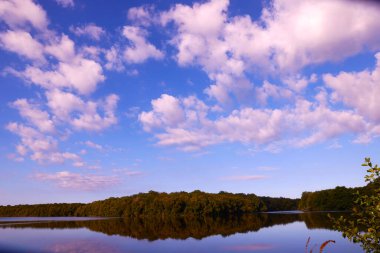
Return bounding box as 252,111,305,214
0,213,363,253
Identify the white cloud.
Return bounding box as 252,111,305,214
160,0,250,105
324,52,380,123
6,122,57,155
161,0,228,41
221,0,380,72
139,94,185,131
283,74,318,93
5,122,81,165
4,33,105,95
12,98,55,133
0,0,119,168
19,56,105,95
255,80,293,106
122,26,164,64
140,94,368,151
127,5,156,27
0,0,48,30
70,94,119,131
84,141,103,150
46,89,119,131
0,30,45,62
45,34,75,62
7,91,118,164
34,171,119,191
160,0,380,105
70,23,105,40
46,89,83,119
35,152,81,165
55,0,74,8
80,46,102,61
104,46,124,72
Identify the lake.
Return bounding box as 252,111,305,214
0,212,363,253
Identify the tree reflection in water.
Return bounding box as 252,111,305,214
0,212,346,241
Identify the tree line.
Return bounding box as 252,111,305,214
0,190,298,217
298,178,378,211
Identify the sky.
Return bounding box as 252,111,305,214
1,0,380,205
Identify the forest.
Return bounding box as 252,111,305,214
298,178,378,211
0,191,298,217
2,182,375,217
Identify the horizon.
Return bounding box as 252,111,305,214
1,0,380,205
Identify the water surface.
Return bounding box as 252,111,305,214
0,212,363,253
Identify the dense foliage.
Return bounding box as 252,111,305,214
74,191,266,217
259,196,299,211
298,186,357,211
0,191,301,217
333,158,380,253
298,172,378,211
0,203,83,217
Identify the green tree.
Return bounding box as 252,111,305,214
333,157,380,253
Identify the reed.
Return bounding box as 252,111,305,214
305,237,335,253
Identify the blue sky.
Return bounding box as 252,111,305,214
1,0,380,205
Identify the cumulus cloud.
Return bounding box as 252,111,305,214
122,26,164,63
6,122,57,156
0,0,119,170
255,81,293,106
0,30,45,62
45,89,83,119
139,94,368,151
70,94,119,131
4,0,380,164
127,5,156,27
44,34,75,62
161,0,228,65
5,122,82,165
46,89,119,131
139,94,185,131
222,0,380,72
283,74,318,93
160,0,380,104
0,0,48,30
104,46,124,71
34,171,119,190
324,52,380,122
70,23,105,40
5,33,105,95
18,57,105,95
11,99,55,133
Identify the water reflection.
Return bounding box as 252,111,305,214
0,212,343,241
49,239,122,253
225,243,274,251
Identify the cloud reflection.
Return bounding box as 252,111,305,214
49,239,123,253
225,243,274,251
